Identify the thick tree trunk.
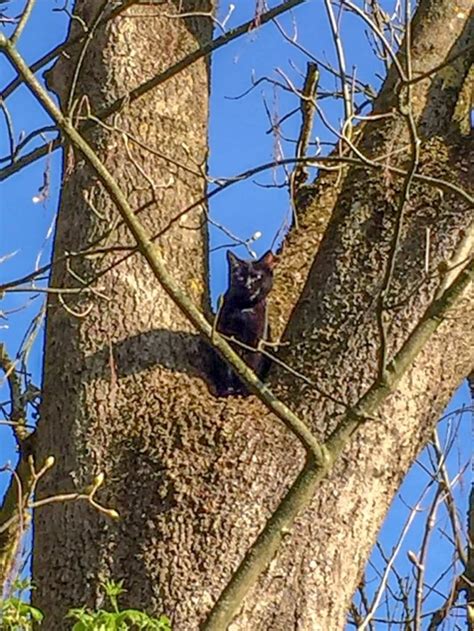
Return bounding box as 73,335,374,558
34,1,215,626
34,1,472,630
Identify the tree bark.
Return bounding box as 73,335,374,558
34,1,473,629
34,1,215,626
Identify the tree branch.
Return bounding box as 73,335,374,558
0,0,309,182
326,256,474,456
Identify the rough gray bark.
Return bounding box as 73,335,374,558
34,0,214,626
33,1,473,630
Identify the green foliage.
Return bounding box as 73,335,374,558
0,579,170,630
66,580,171,631
0,579,43,630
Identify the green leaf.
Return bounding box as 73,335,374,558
30,607,44,622
64,579,172,630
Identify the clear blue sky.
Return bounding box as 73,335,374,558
0,0,470,625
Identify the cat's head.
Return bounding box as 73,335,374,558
227,250,278,305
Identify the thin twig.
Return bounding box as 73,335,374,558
338,0,406,81
289,62,319,228
376,0,420,382
10,0,36,45
66,1,110,114
358,491,426,630
412,487,443,631
0,99,15,165
324,0,353,132
431,429,468,567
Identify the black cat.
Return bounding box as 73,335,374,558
212,249,278,396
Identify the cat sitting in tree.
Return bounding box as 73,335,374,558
212,249,278,396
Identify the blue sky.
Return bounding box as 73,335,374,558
0,0,471,625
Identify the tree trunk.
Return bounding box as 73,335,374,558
34,1,214,626
34,1,473,629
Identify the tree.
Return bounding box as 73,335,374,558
0,0,472,629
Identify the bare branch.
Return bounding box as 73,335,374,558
0,0,309,182
10,0,36,46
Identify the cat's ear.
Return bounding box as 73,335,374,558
227,250,243,271
258,250,278,270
